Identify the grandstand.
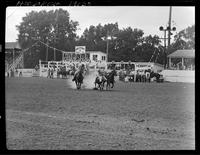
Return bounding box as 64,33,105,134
5,42,23,72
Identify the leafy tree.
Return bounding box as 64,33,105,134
133,35,161,63
168,25,195,55
77,23,119,52
16,9,79,68
78,24,146,62
112,27,144,61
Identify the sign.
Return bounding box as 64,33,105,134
135,64,152,71
40,68,48,77
17,69,34,77
75,46,86,54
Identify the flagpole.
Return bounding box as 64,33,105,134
106,38,109,62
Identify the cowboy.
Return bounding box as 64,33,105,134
72,64,85,82
97,69,107,82
145,69,151,82
47,68,50,78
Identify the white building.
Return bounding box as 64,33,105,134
62,51,107,63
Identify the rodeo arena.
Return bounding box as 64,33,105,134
5,41,195,150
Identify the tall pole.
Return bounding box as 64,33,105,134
54,48,56,61
106,38,109,62
168,6,172,47
54,9,58,62
164,30,167,48
22,51,24,68
46,38,48,61
159,6,175,69
164,30,167,68
13,48,14,67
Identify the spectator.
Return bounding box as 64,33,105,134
35,65,39,71
15,68,18,77
19,70,22,77
124,76,129,82
145,70,151,83
47,68,50,78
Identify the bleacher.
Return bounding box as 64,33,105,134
5,42,23,72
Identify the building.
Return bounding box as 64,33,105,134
5,42,21,52
5,42,23,71
62,51,107,63
167,49,195,70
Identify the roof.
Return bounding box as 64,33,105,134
5,42,21,50
87,51,106,54
63,51,106,54
167,49,195,58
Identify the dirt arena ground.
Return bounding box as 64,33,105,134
5,77,195,150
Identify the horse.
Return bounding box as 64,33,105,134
150,71,161,82
94,76,107,90
72,70,84,89
105,69,117,90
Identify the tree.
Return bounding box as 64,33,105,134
168,25,195,55
16,9,79,68
112,27,144,61
132,35,161,63
77,24,146,62
77,23,119,52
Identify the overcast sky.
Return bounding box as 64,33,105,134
5,6,195,43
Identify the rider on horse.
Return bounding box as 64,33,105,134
96,69,107,82
72,64,85,83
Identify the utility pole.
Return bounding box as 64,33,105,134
22,50,24,68
106,38,109,62
54,48,56,61
168,6,172,47
54,9,58,61
159,6,176,69
13,48,15,67
46,37,48,61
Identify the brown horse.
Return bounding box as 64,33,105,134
73,71,84,89
105,69,117,90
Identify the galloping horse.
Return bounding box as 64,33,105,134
105,69,117,90
73,71,84,89
72,64,85,89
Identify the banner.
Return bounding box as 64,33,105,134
75,46,86,54
40,68,48,77
17,69,34,77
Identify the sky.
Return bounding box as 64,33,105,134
5,6,195,44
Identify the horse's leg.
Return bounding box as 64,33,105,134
79,82,81,89
94,82,96,88
99,84,102,91
105,79,108,90
76,82,79,89
102,82,105,90
100,82,103,91
98,84,101,90
106,82,109,90
75,81,78,89
111,82,114,88
77,82,80,89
